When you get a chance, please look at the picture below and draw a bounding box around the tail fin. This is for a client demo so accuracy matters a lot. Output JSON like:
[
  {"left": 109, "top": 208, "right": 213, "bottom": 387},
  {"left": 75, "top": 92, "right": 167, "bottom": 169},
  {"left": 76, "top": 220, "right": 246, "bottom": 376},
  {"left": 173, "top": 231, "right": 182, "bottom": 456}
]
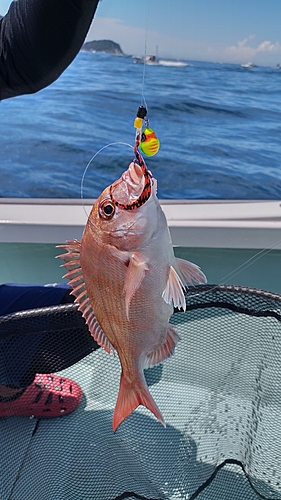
[{"left": 112, "top": 372, "right": 165, "bottom": 432}]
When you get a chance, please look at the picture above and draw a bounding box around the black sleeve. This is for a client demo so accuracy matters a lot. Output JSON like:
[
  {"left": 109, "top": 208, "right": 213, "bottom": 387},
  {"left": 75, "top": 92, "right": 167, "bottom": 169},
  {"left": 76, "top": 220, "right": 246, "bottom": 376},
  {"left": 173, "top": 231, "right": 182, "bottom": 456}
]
[{"left": 0, "top": 0, "right": 99, "bottom": 100}]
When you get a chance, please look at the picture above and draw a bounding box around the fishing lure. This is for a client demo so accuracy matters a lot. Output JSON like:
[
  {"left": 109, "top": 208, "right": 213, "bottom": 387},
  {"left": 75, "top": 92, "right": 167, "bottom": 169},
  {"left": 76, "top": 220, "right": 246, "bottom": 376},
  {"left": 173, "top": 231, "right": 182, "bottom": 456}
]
[
  {"left": 109, "top": 107, "right": 152, "bottom": 211},
  {"left": 134, "top": 105, "right": 160, "bottom": 157},
  {"left": 109, "top": 105, "right": 160, "bottom": 210}
]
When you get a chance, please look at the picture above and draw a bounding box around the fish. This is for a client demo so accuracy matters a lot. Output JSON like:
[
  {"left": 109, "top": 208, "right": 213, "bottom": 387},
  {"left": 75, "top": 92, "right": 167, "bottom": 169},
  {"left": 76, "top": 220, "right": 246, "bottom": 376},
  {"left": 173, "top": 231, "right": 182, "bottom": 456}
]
[{"left": 58, "top": 153, "right": 207, "bottom": 431}]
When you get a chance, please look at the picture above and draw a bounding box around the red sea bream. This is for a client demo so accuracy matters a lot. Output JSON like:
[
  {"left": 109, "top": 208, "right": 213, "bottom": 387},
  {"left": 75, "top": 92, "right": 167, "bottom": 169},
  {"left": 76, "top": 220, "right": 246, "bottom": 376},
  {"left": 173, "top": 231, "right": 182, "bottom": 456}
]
[{"left": 58, "top": 158, "right": 207, "bottom": 431}]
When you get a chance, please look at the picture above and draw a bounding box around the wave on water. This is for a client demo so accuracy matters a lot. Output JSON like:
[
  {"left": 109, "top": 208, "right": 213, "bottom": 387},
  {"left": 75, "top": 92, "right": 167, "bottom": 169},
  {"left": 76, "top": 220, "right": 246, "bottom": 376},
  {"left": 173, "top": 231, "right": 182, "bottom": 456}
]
[
  {"left": 1, "top": 52, "right": 281, "bottom": 200},
  {"left": 152, "top": 99, "right": 246, "bottom": 118},
  {"left": 157, "top": 60, "right": 189, "bottom": 67}
]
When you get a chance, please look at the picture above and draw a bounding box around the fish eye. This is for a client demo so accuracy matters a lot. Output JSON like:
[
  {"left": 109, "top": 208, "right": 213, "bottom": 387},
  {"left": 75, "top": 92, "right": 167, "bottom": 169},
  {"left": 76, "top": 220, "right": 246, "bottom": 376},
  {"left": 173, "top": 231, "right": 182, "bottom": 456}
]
[{"left": 98, "top": 199, "right": 115, "bottom": 220}]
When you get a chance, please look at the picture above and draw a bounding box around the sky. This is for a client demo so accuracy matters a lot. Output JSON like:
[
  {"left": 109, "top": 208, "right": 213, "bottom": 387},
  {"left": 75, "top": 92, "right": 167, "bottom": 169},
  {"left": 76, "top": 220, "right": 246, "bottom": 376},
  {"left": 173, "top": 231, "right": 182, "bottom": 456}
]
[{"left": 1, "top": 0, "right": 281, "bottom": 65}]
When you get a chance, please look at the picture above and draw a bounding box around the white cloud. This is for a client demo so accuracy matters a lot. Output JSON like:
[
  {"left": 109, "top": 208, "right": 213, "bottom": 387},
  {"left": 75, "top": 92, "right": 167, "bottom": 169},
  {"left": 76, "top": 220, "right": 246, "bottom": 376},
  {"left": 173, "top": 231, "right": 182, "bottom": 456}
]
[{"left": 223, "top": 35, "right": 281, "bottom": 63}]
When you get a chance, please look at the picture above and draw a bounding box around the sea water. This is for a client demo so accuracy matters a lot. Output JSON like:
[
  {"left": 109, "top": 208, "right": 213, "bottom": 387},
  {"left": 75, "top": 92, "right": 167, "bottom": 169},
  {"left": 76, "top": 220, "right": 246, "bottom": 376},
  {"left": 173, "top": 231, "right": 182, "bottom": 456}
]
[{"left": 0, "top": 51, "right": 281, "bottom": 200}]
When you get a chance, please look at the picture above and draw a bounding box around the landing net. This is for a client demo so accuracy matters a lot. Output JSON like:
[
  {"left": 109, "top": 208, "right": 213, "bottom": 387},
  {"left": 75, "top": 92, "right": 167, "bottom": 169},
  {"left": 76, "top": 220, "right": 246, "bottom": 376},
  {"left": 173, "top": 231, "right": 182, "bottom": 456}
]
[{"left": 0, "top": 284, "right": 281, "bottom": 499}]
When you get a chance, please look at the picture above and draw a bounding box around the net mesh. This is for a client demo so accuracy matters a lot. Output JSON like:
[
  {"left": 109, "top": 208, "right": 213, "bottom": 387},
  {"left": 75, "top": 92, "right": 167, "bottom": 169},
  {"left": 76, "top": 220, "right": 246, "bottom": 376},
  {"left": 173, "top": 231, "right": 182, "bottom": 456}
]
[{"left": 1, "top": 284, "right": 281, "bottom": 500}]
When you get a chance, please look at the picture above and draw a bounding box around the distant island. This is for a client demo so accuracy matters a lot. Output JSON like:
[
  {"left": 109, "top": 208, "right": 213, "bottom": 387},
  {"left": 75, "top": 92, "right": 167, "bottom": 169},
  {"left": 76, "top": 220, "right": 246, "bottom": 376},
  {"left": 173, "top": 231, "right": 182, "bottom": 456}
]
[{"left": 81, "top": 40, "right": 124, "bottom": 55}]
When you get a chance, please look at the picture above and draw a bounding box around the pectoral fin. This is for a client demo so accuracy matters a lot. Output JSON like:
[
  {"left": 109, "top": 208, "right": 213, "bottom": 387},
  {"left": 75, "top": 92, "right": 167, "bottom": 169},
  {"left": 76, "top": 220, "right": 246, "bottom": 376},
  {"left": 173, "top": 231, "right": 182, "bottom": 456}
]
[
  {"left": 176, "top": 257, "right": 207, "bottom": 286},
  {"left": 162, "top": 265, "right": 186, "bottom": 311},
  {"left": 124, "top": 253, "right": 149, "bottom": 320}
]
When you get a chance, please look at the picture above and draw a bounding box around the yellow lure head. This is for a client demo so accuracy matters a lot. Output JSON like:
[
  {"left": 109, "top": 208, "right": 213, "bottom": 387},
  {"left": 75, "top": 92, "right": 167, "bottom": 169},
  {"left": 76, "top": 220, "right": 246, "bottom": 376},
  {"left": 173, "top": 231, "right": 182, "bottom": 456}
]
[
  {"left": 134, "top": 117, "right": 143, "bottom": 129},
  {"left": 139, "top": 127, "right": 160, "bottom": 156}
]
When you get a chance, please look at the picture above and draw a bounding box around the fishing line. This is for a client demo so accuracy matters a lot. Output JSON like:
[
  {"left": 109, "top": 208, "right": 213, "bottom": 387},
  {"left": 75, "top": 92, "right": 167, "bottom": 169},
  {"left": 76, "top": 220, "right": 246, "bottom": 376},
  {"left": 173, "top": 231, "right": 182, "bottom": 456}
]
[
  {"left": 194, "top": 239, "right": 281, "bottom": 298},
  {"left": 80, "top": 142, "right": 134, "bottom": 218},
  {"left": 141, "top": 1, "right": 150, "bottom": 107},
  {"left": 217, "top": 245, "right": 280, "bottom": 283},
  {"left": 140, "top": 0, "right": 151, "bottom": 111}
]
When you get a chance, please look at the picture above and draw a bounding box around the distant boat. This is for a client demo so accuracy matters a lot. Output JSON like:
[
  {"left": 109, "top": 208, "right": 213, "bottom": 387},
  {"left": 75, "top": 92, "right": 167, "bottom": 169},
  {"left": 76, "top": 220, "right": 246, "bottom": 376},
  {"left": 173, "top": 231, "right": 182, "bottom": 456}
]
[
  {"left": 241, "top": 62, "right": 257, "bottom": 68},
  {"left": 134, "top": 55, "right": 159, "bottom": 65},
  {"left": 133, "top": 54, "right": 188, "bottom": 67},
  {"left": 276, "top": 63, "right": 281, "bottom": 70}
]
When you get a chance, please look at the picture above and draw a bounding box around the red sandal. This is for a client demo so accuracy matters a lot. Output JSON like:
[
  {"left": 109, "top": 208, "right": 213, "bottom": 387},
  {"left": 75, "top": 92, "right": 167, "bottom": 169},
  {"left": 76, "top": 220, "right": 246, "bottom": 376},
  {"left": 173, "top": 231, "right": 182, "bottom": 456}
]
[{"left": 0, "top": 374, "right": 83, "bottom": 418}]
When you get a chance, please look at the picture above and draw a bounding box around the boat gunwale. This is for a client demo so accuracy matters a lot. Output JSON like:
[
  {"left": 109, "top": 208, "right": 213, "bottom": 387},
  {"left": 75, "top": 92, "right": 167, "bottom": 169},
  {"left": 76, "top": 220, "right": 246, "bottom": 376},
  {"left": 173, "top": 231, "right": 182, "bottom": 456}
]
[{"left": 1, "top": 199, "right": 281, "bottom": 249}]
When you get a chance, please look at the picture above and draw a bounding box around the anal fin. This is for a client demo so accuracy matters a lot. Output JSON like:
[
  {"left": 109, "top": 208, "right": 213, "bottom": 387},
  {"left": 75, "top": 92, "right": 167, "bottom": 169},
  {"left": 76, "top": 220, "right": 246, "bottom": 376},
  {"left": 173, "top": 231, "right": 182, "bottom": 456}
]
[{"left": 145, "top": 324, "right": 180, "bottom": 368}]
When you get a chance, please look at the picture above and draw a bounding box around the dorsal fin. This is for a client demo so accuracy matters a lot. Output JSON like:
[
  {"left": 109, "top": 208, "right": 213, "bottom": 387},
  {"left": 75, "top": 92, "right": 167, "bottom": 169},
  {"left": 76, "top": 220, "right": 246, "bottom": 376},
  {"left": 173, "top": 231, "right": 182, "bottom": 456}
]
[{"left": 57, "top": 240, "right": 115, "bottom": 355}]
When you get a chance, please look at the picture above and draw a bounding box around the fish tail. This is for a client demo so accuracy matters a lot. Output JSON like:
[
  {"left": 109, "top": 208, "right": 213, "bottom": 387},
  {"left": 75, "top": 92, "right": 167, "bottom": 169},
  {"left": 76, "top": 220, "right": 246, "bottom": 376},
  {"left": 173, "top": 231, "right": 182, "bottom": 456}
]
[{"left": 112, "top": 371, "right": 165, "bottom": 432}]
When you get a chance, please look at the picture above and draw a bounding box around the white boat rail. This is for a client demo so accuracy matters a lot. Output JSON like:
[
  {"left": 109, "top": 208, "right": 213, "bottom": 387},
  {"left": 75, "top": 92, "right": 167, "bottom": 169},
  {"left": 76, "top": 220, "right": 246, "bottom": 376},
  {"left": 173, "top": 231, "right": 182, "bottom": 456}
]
[{"left": 0, "top": 199, "right": 281, "bottom": 249}]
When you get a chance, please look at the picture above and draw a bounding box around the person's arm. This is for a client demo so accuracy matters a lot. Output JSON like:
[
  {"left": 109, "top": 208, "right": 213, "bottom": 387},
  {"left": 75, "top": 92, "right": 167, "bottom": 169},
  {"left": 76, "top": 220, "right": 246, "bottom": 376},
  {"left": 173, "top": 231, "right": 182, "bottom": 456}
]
[{"left": 0, "top": 0, "right": 99, "bottom": 100}]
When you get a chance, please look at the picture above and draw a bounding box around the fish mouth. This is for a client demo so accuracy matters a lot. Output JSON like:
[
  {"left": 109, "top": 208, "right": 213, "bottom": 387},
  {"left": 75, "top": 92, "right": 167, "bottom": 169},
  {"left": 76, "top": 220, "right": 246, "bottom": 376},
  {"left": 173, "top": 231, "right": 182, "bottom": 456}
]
[{"left": 110, "top": 159, "right": 152, "bottom": 210}]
